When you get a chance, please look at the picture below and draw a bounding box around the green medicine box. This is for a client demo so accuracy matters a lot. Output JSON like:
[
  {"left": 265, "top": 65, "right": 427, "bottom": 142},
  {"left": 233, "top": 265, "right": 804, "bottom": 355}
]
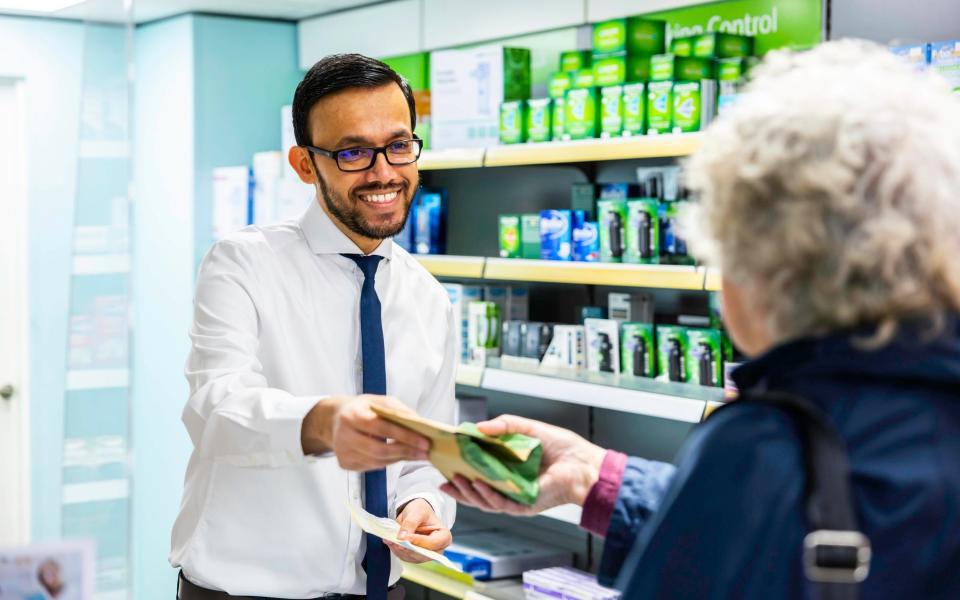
[
  {"left": 656, "top": 325, "right": 689, "bottom": 383},
  {"left": 626, "top": 55, "right": 651, "bottom": 82},
  {"left": 647, "top": 81, "right": 674, "bottom": 134},
  {"left": 520, "top": 214, "right": 541, "bottom": 259},
  {"left": 623, "top": 83, "right": 646, "bottom": 136},
  {"left": 499, "top": 215, "right": 521, "bottom": 258},
  {"left": 650, "top": 53, "right": 715, "bottom": 82},
  {"left": 526, "top": 98, "right": 552, "bottom": 143},
  {"left": 597, "top": 199, "right": 628, "bottom": 263},
  {"left": 593, "top": 55, "right": 627, "bottom": 87},
  {"left": 552, "top": 97, "right": 566, "bottom": 141},
  {"left": 686, "top": 328, "right": 724, "bottom": 387},
  {"left": 717, "top": 56, "right": 760, "bottom": 81},
  {"left": 673, "top": 82, "right": 703, "bottom": 133},
  {"left": 693, "top": 33, "right": 754, "bottom": 59},
  {"left": 599, "top": 86, "right": 624, "bottom": 138},
  {"left": 564, "top": 88, "right": 600, "bottom": 140},
  {"left": 502, "top": 47, "right": 533, "bottom": 101},
  {"left": 573, "top": 68, "right": 595, "bottom": 89},
  {"left": 549, "top": 71, "right": 574, "bottom": 99},
  {"left": 670, "top": 37, "right": 694, "bottom": 57},
  {"left": 560, "top": 50, "right": 591, "bottom": 72},
  {"left": 499, "top": 100, "right": 527, "bottom": 144},
  {"left": 621, "top": 323, "right": 655, "bottom": 378},
  {"left": 593, "top": 17, "right": 667, "bottom": 57},
  {"left": 625, "top": 199, "right": 659, "bottom": 263}
]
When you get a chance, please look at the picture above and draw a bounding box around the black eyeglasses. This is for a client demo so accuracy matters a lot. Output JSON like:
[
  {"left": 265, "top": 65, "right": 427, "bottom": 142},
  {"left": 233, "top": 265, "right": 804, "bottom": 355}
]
[{"left": 304, "top": 138, "right": 423, "bottom": 172}]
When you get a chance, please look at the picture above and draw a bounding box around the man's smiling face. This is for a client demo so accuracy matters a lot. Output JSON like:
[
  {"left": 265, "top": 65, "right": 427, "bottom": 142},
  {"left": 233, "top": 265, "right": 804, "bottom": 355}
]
[{"left": 306, "top": 82, "right": 419, "bottom": 242}]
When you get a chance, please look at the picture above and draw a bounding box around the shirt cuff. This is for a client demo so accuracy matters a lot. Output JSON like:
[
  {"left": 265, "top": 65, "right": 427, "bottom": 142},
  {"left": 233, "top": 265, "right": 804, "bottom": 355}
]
[{"left": 579, "top": 450, "right": 628, "bottom": 536}]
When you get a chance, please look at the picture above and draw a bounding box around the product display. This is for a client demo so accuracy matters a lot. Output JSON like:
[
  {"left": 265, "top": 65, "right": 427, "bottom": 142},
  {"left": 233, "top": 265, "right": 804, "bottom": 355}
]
[
  {"left": 572, "top": 213, "right": 600, "bottom": 262},
  {"left": 560, "top": 50, "right": 592, "bottom": 72},
  {"left": 540, "top": 210, "right": 573, "bottom": 260},
  {"left": 564, "top": 88, "right": 599, "bottom": 140},
  {"left": 549, "top": 72, "right": 574, "bottom": 99},
  {"left": 650, "top": 54, "right": 715, "bottom": 82},
  {"left": 592, "top": 17, "right": 666, "bottom": 57},
  {"left": 520, "top": 214, "right": 542, "bottom": 259},
  {"left": 523, "top": 567, "right": 621, "bottom": 600},
  {"left": 607, "top": 292, "right": 654, "bottom": 323},
  {"left": 622, "top": 82, "right": 646, "bottom": 136},
  {"left": 499, "top": 100, "right": 527, "bottom": 144},
  {"left": 692, "top": 32, "right": 754, "bottom": 58},
  {"left": 526, "top": 98, "right": 553, "bottom": 143},
  {"left": 551, "top": 97, "right": 566, "bottom": 141},
  {"left": 502, "top": 320, "right": 524, "bottom": 357},
  {"left": 621, "top": 323, "right": 654, "bottom": 378},
  {"left": 672, "top": 80, "right": 717, "bottom": 133},
  {"left": 444, "top": 528, "right": 572, "bottom": 580},
  {"left": 521, "top": 322, "right": 555, "bottom": 361},
  {"left": 593, "top": 55, "right": 627, "bottom": 87},
  {"left": 540, "top": 325, "right": 586, "bottom": 371},
  {"left": 686, "top": 328, "right": 723, "bottom": 387},
  {"left": 585, "top": 318, "right": 620, "bottom": 374},
  {"left": 499, "top": 215, "right": 521, "bottom": 258},
  {"left": 599, "top": 85, "right": 624, "bottom": 137},
  {"left": 597, "top": 199, "right": 627, "bottom": 262},
  {"left": 414, "top": 188, "right": 447, "bottom": 254},
  {"left": 625, "top": 198, "right": 659, "bottom": 263},
  {"left": 444, "top": 284, "right": 483, "bottom": 360},
  {"left": 659, "top": 198, "right": 692, "bottom": 264},
  {"left": 930, "top": 41, "right": 960, "bottom": 93},
  {"left": 468, "top": 301, "right": 500, "bottom": 364},
  {"left": 485, "top": 286, "right": 529, "bottom": 322},
  {"left": 646, "top": 81, "right": 674, "bottom": 134},
  {"left": 656, "top": 325, "right": 688, "bottom": 383}
]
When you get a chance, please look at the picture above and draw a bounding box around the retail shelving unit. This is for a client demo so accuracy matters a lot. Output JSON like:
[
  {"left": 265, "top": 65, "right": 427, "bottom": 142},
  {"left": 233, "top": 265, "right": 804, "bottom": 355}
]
[
  {"left": 704, "top": 268, "right": 723, "bottom": 292},
  {"left": 419, "top": 147, "right": 486, "bottom": 170},
  {"left": 414, "top": 255, "right": 486, "bottom": 279}
]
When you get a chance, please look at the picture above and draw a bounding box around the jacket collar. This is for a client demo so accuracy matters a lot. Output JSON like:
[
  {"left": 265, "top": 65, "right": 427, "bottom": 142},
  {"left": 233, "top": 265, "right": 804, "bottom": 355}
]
[{"left": 298, "top": 198, "right": 393, "bottom": 259}]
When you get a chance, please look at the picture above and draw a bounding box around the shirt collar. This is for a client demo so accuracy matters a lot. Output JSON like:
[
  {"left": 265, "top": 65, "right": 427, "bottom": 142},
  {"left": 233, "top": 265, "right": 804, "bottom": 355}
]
[{"left": 298, "top": 198, "right": 393, "bottom": 259}]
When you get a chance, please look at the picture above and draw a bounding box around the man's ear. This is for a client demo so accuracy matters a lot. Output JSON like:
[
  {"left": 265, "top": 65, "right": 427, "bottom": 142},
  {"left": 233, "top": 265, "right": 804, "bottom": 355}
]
[{"left": 288, "top": 146, "right": 317, "bottom": 184}]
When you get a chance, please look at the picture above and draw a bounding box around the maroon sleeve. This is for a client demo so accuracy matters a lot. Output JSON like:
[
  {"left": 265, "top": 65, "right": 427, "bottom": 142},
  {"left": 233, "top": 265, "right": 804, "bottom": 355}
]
[{"left": 579, "top": 450, "right": 628, "bottom": 536}]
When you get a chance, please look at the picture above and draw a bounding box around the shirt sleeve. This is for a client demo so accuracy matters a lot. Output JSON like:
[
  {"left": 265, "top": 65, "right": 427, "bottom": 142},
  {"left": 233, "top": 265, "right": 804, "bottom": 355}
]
[
  {"left": 595, "top": 456, "right": 677, "bottom": 585},
  {"left": 183, "top": 239, "right": 321, "bottom": 468},
  {"left": 393, "top": 299, "right": 458, "bottom": 528}
]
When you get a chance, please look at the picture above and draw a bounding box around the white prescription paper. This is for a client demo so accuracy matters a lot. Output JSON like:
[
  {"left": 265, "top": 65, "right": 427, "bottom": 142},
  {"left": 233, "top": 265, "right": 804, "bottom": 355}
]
[{"left": 346, "top": 503, "right": 461, "bottom": 572}]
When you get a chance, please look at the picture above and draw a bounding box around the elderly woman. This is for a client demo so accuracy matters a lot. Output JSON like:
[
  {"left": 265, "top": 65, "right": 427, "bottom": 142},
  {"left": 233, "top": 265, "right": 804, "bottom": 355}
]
[{"left": 442, "top": 41, "right": 960, "bottom": 598}]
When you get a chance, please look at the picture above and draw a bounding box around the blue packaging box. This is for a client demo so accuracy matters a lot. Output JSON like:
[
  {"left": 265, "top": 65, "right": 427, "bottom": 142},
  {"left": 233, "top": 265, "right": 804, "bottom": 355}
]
[
  {"left": 572, "top": 211, "right": 600, "bottom": 262},
  {"left": 414, "top": 188, "right": 447, "bottom": 254},
  {"left": 930, "top": 41, "right": 960, "bottom": 94},
  {"left": 539, "top": 209, "right": 573, "bottom": 261},
  {"left": 394, "top": 204, "right": 416, "bottom": 252},
  {"left": 891, "top": 44, "right": 930, "bottom": 71},
  {"left": 599, "top": 182, "right": 642, "bottom": 200}
]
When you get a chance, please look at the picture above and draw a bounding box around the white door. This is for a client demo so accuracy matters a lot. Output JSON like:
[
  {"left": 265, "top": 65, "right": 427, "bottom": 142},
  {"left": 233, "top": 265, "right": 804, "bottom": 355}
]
[{"left": 0, "top": 77, "right": 31, "bottom": 545}]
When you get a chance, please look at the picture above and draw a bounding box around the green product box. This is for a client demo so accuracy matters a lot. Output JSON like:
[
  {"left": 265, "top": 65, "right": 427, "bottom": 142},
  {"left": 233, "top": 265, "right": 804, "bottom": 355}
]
[
  {"left": 593, "top": 55, "right": 627, "bottom": 87},
  {"left": 647, "top": 81, "right": 674, "bottom": 134},
  {"left": 599, "top": 86, "right": 624, "bottom": 138},
  {"left": 626, "top": 55, "right": 651, "bottom": 82},
  {"left": 526, "top": 98, "right": 553, "bottom": 143},
  {"left": 625, "top": 199, "right": 659, "bottom": 264},
  {"left": 670, "top": 37, "right": 694, "bottom": 57},
  {"left": 656, "top": 325, "right": 689, "bottom": 383},
  {"left": 717, "top": 57, "right": 747, "bottom": 82},
  {"left": 552, "top": 97, "right": 566, "bottom": 141},
  {"left": 621, "top": 323, "right": 655, "bottom": 378},
  {"left": 564, "top": 88, "right": 599, "bottom": 140},
  {"left": 673, "top": 82, "right": 702, "bottom": 133},
  {"left": 549, "top": 71, "right": 574, "bottom": 99},
  {"left": 623, "top": 83, "right": 646, "bottom": 136},
  {"left": 686, "top": 328, "right": 724, "bottom": 387},
  {"left": 499, "top": 215, "right": 521, "bottom": 258},
  {"left": 561, "top": 50, "right": 592, "bottom": 72},
  {"left": 499, "top": 100, "right": 527, "bottom": 144},
  {"left": 620, "top": 323, "right": 657, "bottom": 377},
  {"left": 520, "top": 214, "right": 541, "bottom": 259},
  {"left": 693, "top": 33, "right": 754, "bottom": 59},
  {"left": 597, "top": 199, "right": 628, "bottom": 263},
  {"left": 593, "top": 18, "right": 667, "bottom": 57},
  {"left": 650, "top": 53, "right": 715, "bottom": 82},
  {"left": 573, "top": 68, "right": 595, "bottom": 89},
  {"left": 503, "top": 47, "right": 533, "bottom": 101}
]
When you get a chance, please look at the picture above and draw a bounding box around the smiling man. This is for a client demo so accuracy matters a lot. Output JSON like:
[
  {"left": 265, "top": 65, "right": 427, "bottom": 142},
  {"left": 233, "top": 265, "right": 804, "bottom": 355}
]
[{"left": 170, "top": 54, "right": 457, "bottom": 600}]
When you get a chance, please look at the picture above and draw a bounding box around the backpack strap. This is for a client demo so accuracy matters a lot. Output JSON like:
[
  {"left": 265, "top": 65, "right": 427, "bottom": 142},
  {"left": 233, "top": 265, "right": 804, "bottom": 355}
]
[{"left": 738, "top": 390, "right": 872, "bottom": 600}]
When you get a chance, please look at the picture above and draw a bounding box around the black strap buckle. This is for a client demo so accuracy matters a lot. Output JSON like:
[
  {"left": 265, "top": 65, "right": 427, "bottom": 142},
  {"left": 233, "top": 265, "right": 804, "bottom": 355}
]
[{"left": 803, "top": 530, "right": 872, "bottom": 583}]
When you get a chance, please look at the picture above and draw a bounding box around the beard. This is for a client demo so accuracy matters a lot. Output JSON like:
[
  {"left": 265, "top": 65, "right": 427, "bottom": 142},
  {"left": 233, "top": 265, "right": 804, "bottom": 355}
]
[{"left": 317, "top": 173, "right": 417, "bottom": 241}]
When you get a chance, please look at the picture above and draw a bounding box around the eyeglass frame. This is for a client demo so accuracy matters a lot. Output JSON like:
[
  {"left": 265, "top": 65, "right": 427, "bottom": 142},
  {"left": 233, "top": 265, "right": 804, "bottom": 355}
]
[{"left": 303, "top": 136, "right": 423, "bottom": 172}]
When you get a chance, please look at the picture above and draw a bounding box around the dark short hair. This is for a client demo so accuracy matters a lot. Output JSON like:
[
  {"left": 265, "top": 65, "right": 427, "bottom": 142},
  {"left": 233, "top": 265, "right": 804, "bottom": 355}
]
[{"left": 292, "top": 53, "right": 416, "bottom": 147}]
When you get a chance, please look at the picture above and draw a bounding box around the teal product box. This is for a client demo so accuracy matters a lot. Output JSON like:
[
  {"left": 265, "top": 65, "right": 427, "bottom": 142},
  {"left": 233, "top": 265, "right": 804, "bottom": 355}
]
[
  {"left": 930, "top": 41, "right": 960, "bottom": 94},
  {"left": 499, "top": 101, "right": 527, "bottom": 144},
  {"left": 647, "top": 81, "right": 674, "bottom": 134},
  {"left": 623, "top": 83, "right": 646, "bottom": 136},
  {"left": 540, "top": 209, "right": 573, "bottom": 261},
  {"left": 626, "top": 55, "right": 652, "bottom": 82},
  {"left": 573, "top": 68, "right": 595, "bottom": 89},
  {"left": 670, "top": 37, "right": 694, "bottom": 57},
  {"left": 657, "top": 325, "right": 688, "bottom": 383},
  {"left": 593, "top": 17, "right": 667, "bottom": 57},
  {"left": 686, "top": 328, "right": 723, "bottom": 387},
  {"left": 597, "top": 199, "right": 628, "bottom": 263},
  {"left": 625, "top": 199, "right": 659, "bottom": 264},
  {"left": 593, "top": 55, "right": 627, "bottom": 87},
  {"left": 693, "top": 33, "right": 753, "bottom": 59},
  {"left": 499, "top": 214, "right": 521, "bottom": 258},
  {"left": 621, "top": 323, "right": 655, "bottom": 378},
  {"left": 520, "top": 214, "right": 541, "bottom": 259},
  {"left": 552, "top": 97, "right": 566, "bottom": 141},
  {"left": 526, "top": 98, "right": 553, "bottom": 143},
  {"left": 600, "top": 85, "right": 624, "bottom": 138},
  {"left": 581, "top": 306, "right": 605, "bottom": 321},
  {"left": 650, "top": 54, "right": 715, "bottom": 82},
  {"left": 673, "top": 80, "right": 716, "bottom": 133},
  {"left": 891, "top": 44, "right": 931, "bottom": 72},
  {"left": 570, "top": 182, "right": 596, "bottom": 216},
  {"left": 561, "top": 50, "right": 592, "bottom": 72},
  {"left": 572, "top": 212, "right": 600, "bottom": 262},
  {"left": 549, "top": 72, "right": 574, "bottom": 99},
  {"left": 564, "top": 88, "right": 600, "bottom": 140}
]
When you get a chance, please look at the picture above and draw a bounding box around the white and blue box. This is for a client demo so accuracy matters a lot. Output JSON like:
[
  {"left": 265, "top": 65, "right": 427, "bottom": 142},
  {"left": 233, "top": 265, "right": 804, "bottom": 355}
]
[
  {"left": 414, "top": 188, "right": 447, "bottom": 254},
  {"left": 444, "top": 283, "right": 484, "bottom": 360},
  {"left": 930, "top": 41, "right": 960, "bottom": 94},
  {"left": 572, "top": 211, "right": 600, "bottom": 262},
  {"left": 540, "top": 209, "right": 573, "bottom": 261}
]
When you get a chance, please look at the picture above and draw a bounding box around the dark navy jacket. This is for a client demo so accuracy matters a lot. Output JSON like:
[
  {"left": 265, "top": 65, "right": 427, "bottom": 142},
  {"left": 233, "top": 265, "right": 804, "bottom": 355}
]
[{"left": 598, "top": 322, "right": 960, "bottom": 598}]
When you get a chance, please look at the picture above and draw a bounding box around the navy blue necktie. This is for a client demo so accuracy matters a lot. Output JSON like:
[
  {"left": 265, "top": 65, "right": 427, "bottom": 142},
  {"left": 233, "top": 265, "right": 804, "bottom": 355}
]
[{"left": 343, "top": 253, "right": 389, "bottom": 600}]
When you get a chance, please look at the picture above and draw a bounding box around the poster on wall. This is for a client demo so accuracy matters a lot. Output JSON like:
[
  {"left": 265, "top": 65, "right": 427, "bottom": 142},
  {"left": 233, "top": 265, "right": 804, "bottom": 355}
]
[{"left": 0, "top": 540, "right": 95, "bottom": 600}]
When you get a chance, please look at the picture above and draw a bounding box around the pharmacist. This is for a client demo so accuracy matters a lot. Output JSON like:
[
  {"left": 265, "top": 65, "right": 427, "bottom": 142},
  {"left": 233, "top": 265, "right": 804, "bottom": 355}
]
[
  {"left": 171, "top": 54, "right": 457, "bottom": 600},
  {"left": 444, "top": 41, "right": 960, "bottom": 598}
]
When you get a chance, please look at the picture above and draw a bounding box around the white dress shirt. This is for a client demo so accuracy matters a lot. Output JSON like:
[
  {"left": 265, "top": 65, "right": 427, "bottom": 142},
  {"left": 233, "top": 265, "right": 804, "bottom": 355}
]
[{"left": 170, "top": 199, "right": 458, "bottom": 597}]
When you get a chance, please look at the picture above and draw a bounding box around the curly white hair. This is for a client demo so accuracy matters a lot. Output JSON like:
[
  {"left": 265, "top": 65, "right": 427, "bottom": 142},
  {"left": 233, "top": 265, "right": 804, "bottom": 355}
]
[{"left": 683, "top": 39, "right": 960, "bottom": 345}]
